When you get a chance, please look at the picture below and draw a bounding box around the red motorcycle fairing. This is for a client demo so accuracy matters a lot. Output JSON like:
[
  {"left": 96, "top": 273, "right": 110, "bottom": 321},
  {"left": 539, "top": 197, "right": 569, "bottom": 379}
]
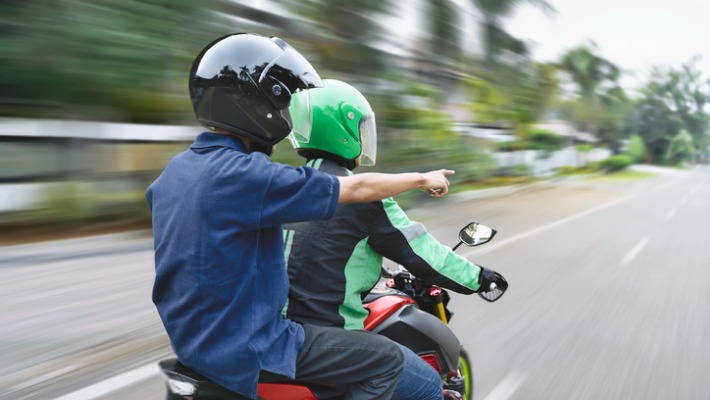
[{"left": 363, "top": 293, "right": 417, "bottom": 331}]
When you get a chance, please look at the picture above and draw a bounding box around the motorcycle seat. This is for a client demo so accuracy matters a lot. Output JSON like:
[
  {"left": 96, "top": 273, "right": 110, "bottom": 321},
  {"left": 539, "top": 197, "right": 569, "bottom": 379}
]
[{"left": 159, "top": 358, "right": 252, "bottom": 399}]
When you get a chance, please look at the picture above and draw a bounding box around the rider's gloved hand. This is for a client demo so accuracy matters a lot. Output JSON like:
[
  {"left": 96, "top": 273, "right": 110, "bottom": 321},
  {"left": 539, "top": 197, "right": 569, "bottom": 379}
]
[{"left": 477, "top": 267, "right": 504, "bottom": 293}]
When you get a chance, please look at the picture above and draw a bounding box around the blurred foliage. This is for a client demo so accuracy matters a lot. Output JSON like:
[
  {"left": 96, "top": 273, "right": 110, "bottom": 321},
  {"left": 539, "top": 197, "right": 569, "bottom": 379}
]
[
  {"left": 665, "top": 129, "right": 696, "bottom": 166},
  {"left": 599, "top": 154, "right": 632, "bottom": 172},
  {"left": 584, "top": 169, "right": 655, "bottom": 183},
  {"left": 575, "top": 143, "right": 592, "bottom": 153},
  {"left": 2, "top": 0, "right": 707, "bottom": 160},
  {"left": 464, "top": 61, "right": 559, "bottom": 137},
  {"left": 556, "top": 42, "right": 629, "bottom": 149},
  {"left": 286, "top": 0, "right": 392, "bottom": 76},
  {"left": 2, "top": 0, "right": 710, "bottom": 240},
  {"left": 529, "top": 128, "right": 566, "bottom": 147},
  {"left": 625, "top": 135, "right": 646, "bottom": 163},
  {"left": 596, "top": 86, "right": 633, "bottom": 150},
  {"left": 0, "top": 181, "right": 151, "bottom": 241},
  {"left": 556, "top": 165, "right": 594, "bottom": 176},
  {"left": 494, "top": 163, "right": 533, "bottom": 178},
  {"left": 370, "top": 80, "right": 497, "bottom": 183},
  {"left": 472, "top": 0, "right": 555, "bottom": 69},
  {"left": 493, "top": 128, "right": 565, "bottom": 153},
  {"left": 0, "top": 0, "right": 232, "bottom": 123},
  {"left": 631, "top": 58, "right": 710, "bottom": 164},
  {"left": 573, "top": 143, "right": 594, "bottom": 168}
]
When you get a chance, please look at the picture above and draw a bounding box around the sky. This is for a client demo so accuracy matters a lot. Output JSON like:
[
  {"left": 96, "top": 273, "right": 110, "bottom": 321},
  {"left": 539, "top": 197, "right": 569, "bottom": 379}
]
[{"left": 505, "top": 0, "right": 710, "bottom": 93}]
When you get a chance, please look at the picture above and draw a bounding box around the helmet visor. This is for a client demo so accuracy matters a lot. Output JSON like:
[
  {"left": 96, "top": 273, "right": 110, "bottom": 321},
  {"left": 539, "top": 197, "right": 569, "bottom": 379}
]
[
  {"left": 260, "top": 38, "right": 323, "bottom": 91},
  {"left": 359, "top": 114, "right": 377, "bottom": 166},
  {"left": 287, "top": 89, "right": 313, "bottom": 143}
]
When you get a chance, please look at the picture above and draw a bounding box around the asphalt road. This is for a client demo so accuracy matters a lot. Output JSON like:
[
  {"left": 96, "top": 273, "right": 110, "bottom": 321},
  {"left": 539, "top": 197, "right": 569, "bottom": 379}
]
[{"left": 1, "top": 166, "right": 708, "bottom": 400}]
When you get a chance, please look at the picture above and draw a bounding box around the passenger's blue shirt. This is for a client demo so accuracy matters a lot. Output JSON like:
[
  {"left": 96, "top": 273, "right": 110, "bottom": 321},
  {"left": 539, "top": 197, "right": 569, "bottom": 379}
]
[{"left": 146, "top": 132, "right": 339, "bottom": 398}]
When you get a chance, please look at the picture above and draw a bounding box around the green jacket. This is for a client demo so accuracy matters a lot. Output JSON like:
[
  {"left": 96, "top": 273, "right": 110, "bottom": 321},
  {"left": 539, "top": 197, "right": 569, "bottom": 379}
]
[{"left": 283, "top": 158, "right": 483, "bottom": 330}]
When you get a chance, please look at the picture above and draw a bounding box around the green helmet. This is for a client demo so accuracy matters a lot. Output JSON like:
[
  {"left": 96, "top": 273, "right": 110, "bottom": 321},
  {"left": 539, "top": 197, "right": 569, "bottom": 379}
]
[{"left": 288, "top": 79, "right": 376, "bottom": 169}]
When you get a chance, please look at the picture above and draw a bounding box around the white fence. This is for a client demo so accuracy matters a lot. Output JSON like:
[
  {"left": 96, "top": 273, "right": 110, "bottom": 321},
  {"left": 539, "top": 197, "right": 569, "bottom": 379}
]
[
  {"left": 0, "top": 119, "right": 613, "bottom": 212},
  {"left": 491, "top": 147, "right": 612, "bottom": 177}
]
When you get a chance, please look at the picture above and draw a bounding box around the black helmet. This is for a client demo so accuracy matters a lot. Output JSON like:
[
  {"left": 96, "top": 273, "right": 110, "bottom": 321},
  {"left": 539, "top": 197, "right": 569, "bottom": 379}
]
[{"left": 189, "top": 33, "right": 323, "bottom": 149}]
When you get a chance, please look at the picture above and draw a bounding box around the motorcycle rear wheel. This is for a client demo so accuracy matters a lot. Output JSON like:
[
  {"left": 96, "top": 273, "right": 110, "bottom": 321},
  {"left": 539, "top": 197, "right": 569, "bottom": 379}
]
[{"left": 458, "top": 349, "right": 473, "bottom": 400}]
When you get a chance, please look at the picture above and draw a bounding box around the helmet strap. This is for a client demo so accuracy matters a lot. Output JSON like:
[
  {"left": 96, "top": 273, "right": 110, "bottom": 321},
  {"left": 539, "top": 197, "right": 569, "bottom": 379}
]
[
  {"left": 297, "top": 149, "right": 357, "bottom": 170},
  {"left": 251, "top": 141, "right": 274, "bottom": 156}
]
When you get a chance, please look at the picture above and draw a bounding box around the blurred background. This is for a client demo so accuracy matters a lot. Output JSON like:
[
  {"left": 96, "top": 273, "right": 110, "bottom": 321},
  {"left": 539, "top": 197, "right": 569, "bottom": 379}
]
[
  {"left": 1, "top": 1, "right": 709, "bottom": 399},
  {"left": 3, "top": 0, "right": 708, "bottom": 242}
]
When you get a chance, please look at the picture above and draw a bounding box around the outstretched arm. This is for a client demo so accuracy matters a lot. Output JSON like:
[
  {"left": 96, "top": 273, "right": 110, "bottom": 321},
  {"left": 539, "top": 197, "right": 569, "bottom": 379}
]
[
  {"left": 369, "top": 197, "right": 482, "bottom": 294},
  {"left": 337, "top": 169, "right": 454, "bottom": 203}
]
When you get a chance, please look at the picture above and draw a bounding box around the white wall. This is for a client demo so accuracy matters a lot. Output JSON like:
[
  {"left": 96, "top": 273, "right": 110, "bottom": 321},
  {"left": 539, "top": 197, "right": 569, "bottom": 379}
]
[{"left": 491, "top": 147, "right": 612, "bottom": 177}]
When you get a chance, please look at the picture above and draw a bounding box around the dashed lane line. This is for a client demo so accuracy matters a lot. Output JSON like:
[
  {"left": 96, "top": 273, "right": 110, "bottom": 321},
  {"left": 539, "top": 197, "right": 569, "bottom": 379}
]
[
  {"left": 482, "top": 372, "right": 527, "bottom": 400},
  {"left": 621, "top": 236, "right": 650, "bottom": 266},
  {"left": 52, "top": 362, "right": 160, "bottom": 400}
]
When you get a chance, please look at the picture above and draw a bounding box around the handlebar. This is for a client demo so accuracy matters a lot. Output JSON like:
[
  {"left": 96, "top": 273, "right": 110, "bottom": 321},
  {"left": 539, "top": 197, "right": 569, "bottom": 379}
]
[
  {"left": 478, "top": 271, "right": 508, "bottom": 302},
  {"left": 384, "top": 268, "right": 507, "bottom": 303}
]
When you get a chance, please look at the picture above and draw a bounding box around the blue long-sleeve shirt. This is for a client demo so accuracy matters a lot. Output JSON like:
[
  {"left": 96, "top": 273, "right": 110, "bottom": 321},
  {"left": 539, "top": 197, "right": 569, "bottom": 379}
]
[{"left": 146, "top": 132, "right": 339, "bottom": 399}]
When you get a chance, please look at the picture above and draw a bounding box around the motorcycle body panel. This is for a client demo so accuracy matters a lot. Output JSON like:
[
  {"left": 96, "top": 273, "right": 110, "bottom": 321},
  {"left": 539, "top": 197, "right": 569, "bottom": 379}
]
[
  {"left": 362, "top": 289, "right": 416, "bottom": 330},
  {"left": 368, "top": 303, "right": 462, "bottom": 374},
  {"left": 257, "top": 383, "right": 317, "bottom": 400}
]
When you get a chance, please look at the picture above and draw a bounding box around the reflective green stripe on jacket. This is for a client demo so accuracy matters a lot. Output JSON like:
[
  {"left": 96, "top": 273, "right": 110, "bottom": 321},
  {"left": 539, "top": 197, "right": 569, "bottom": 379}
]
[{"left": 283, "top": 159, "right": 482, "bottom": 330}]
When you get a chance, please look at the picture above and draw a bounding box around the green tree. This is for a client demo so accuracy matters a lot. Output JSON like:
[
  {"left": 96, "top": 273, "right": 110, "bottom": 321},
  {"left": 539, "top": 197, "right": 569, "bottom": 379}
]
[
  {"left": 287, "top": 0, "right": 392, "bottom": 76},
  {"left": 464, "top": 61, "right": 559, "bottom": 138},
  {"left": 425, "top": 0, "right": 462, "bottom": 65},
  {"left": 366, "top": 79, "right": 495, "bottom": 184},
  {"left": 633, "top": 58, "right": 709, "bottom": 164},
  {"left": 471, "top": 0, "right": 554, "bottom": 70},
  {"left": 558, "top": 42, "right": 621, "bottom": 136},
  {"left": 665, "top": 129, "right": 696, "bottom": 165},
  {"left": 626, "top": 135, "right": 646, "bottom": 163},
  {"left": 1, "top": 0, "right": 223, "bottom": 123},
  {"left": 596, "top": 86, "right": 633, "bottom": 149}
]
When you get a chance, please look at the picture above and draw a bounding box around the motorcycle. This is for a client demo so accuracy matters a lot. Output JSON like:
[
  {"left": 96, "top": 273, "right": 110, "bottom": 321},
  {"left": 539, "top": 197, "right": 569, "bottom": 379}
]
[{"left": 159, "top": 221, "right": 508, "bottom": 400}]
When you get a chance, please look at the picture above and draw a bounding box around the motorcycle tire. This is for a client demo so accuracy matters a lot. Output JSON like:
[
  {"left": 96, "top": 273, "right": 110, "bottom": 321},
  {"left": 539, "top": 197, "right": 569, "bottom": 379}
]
[{"left": 458, "top": 349, "right": 473, "bottom": 400}]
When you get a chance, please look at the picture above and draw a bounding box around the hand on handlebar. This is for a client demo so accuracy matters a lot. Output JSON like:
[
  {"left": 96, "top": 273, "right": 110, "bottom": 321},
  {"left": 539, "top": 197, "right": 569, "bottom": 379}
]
[{"left": 477, "top": 267, "right": 508, "bottom": 293}]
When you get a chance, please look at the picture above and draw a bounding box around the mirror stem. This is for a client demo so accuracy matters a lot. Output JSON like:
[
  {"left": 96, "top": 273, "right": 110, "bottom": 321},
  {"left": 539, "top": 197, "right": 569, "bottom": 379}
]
[{"left": 452, "top": 241, "right": 462, "bottom": 251}]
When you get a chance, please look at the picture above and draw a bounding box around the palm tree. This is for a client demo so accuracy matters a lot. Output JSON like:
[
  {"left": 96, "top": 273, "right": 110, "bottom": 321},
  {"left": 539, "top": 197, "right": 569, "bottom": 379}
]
[
  {"left": 471, "top": 0, "right": 555, "bottom": 70},
  {"left": 558, "top": 42, "right": 621, "bottom": 135},
  {"left": 286, "top": 0, "right": 394, "bottom": 76},
  {"left": 424, "top": 0, "right": 462, "bottom": 66}
]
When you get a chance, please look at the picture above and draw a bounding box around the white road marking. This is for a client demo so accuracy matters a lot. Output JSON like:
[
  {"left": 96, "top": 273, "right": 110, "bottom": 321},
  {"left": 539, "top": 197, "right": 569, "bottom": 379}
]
[
  {"left": 690, "top": 179, "right": 706, "bottom": 194},
  {"left": 650, "top": 180, "right": 675, "bottom": 192},
  {"left": 52, "top": 362, "right": 160, "bottom": 400},
  {"left": 462, "top": 195, "right": 634, "bottom": 257},
  {"left": 622, "top": 236, "right": 650, "bottom": 266},
  {"left": 10, "top": 366, "right": 76, "bottom": 391},
  {"left": 482, "top": 372, "right": 527, "bottom": 400}
]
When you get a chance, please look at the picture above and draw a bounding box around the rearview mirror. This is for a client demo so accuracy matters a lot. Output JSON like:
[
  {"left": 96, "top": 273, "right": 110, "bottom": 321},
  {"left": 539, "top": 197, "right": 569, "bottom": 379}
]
[{"left": 458, "top": 222, "right": 497, "bottom": 247}]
